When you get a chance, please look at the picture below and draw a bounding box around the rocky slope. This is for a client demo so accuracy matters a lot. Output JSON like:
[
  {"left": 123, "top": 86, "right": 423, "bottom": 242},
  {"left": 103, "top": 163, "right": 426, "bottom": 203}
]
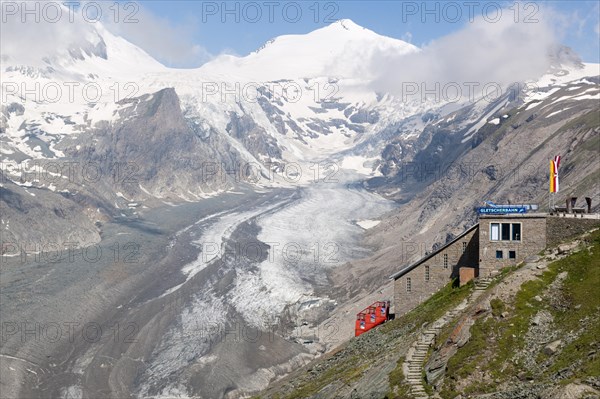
[
  {"left": 258, "top": 228, "right": 600, "bottom": 399},
  {"left": 335, "top": 74, "right": 600, "bottom": 307}
]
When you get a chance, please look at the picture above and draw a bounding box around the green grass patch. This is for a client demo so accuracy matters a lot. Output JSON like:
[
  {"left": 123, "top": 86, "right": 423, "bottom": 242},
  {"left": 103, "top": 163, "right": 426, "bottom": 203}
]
[
  {"left": 556, "top": 109, "right": 600, "bottom": 134},
  {"left": 285, "top": 356, "right": 369, "bottom": 399},
  {"left": 544, "top": 231, "right": 600, "bottom": 379},
  {"left": 382, "top": 279, "right": 473, "bottom": 335},
  {"left": 276, "top": 280, "right": 473, "bottom": 399},
  {"left": 490, "top": 298, "right": 506, "bottom": 317},
  {"left": 440, "top": 230, "right": 600, "bottom": 397},
  {"left": 386, "top": 356, "right": 411, "bottom": 399}
]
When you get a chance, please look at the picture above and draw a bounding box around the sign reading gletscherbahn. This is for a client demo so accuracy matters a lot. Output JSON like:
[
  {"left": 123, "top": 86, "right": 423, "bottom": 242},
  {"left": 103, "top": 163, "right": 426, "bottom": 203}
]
[{"left": 477, "top": 207, "right": 528, "bottom": 214}]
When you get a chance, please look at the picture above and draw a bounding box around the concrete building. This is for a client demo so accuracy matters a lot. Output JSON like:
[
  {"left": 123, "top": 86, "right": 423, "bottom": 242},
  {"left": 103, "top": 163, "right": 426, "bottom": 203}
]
[
  {"left": 478, "top": 214, "right": 547, "bottom": 276},
  {"left": 391, "top": 213, "right": 599, "bottom": 316},
  {"left": 390, "top": 225, "right": 479, "bottom": 316}
]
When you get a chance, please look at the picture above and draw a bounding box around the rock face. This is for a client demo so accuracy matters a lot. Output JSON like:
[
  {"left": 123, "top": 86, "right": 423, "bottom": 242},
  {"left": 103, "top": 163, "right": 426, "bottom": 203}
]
[
  {"left": 1, "top": 88, "right": 262, "bottom": 247},
  {"left": 71, "top": 88, "right": 244, "bottom": 199},
  {"left": 541, "top": 383, "right": 600, "bottom": 399},
  {"left": 226, "top": 112, "right": 283, "bottom": 164},
  {"left": 543, "top": 340, "right": 562, "bottom": 356},
  {"left": 0, "top": 177, "right": 102, "bottom": 250}
]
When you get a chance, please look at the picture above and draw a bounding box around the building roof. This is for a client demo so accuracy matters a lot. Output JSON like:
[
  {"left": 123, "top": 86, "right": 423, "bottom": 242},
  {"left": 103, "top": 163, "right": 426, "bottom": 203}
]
[
  {"left": 389, "top": 223, "right": 479, "bottom": 281},
  {"left": 479, "top": 213, "right": 548, "bottom": 219}
]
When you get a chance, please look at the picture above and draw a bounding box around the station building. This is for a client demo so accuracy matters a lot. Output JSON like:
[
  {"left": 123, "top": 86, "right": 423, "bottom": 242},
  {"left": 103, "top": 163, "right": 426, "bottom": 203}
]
[{"left": 391, "top": 211, "right": 599, "bottom": 316}]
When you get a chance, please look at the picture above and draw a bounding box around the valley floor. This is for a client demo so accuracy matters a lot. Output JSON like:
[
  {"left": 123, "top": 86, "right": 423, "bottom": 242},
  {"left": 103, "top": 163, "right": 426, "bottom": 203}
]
[{"left": 0, "top": 179, "right": 395, "bottom": 399}]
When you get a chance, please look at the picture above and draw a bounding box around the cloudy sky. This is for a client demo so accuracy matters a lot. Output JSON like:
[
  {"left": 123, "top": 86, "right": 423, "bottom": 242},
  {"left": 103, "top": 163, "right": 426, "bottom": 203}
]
[
  {"left": 122, "top": 0, "right": 599, "bottom": 67},
  {"left": 1, "top": 0, "right": 599, "bottom": 69}
]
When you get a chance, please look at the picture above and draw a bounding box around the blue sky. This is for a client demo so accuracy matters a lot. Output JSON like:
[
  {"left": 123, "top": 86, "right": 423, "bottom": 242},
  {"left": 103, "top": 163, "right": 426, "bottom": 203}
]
[{"left": 117, "top": 1, "right": 599, "bottom": 67}]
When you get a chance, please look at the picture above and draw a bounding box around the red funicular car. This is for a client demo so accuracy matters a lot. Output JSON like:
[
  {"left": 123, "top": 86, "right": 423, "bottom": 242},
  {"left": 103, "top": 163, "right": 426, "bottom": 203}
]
[{"left": 355, "top": 300, "right": 390, "bottom": 337}]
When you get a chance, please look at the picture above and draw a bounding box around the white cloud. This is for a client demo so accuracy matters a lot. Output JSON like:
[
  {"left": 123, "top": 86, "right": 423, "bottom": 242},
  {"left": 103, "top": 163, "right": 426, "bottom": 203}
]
[
  {"left": 0, "top": 0, "right": 96, "bottom": 66},
  {"left": 102, "top": 3, "right": 213, "bottom": 68},
  {"left": 368, "top": 5, "right": 573, "bottom": 102},
  {"left": 0, "top": 0, "right": 213, "bottom": 68}
]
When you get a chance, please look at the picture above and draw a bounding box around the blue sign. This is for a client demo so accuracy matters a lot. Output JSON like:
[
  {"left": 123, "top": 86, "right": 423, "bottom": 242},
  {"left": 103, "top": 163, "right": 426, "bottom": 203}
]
[{"left": 477, "top": 207, "right": 528, "bottom": 214}]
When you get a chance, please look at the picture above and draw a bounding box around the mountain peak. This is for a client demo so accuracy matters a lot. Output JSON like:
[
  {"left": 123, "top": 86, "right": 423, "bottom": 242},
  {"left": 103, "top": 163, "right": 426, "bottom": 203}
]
[
  {"left": 331, "top": 19, "right": 365, "bottom": 31},
  {"left": 200, "top": 18, "right": 418, "bottom": 81}
]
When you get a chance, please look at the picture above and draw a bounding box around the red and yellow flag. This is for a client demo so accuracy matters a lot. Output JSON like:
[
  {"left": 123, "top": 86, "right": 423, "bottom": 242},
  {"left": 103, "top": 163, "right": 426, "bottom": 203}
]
[{"left": 550, "top": 155, "right": 561, "bottom": 193}]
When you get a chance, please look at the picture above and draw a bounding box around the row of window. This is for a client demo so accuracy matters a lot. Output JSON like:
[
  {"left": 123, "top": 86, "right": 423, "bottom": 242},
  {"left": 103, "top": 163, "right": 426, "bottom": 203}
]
[
  {"left": 490, "top": 223, "right": 521, "bottom": 241},
  {"left": 496, "top": 250, "right": 517, "bottom": 259},
  {"left": 407, "top": 264, "right": 434, "bottom": 292},
  {"left": 406, "top": 250, "right": 518, "bottom": 292}
]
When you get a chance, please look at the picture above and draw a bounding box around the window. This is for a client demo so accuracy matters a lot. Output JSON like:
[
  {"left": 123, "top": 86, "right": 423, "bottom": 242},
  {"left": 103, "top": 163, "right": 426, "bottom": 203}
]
[
  {"left": 425, "top": 265, "right": 430, "bottom": 281},
  {"left": 491, "top": 223, "right": 500, "bottom": 241},
  {"left": 512, "top": 224, "right": 521, "bottom": 241},
  {"left": 501, "top": 223, "right": 511, "bottom": 241},
  {"left": 462, "top": 242, "right": 467, "bottom": 254},
  {"left": 490, "top": 223, "right": 522, "bottom": 241},
  {"left": 496, "top": 250, "right": 503, "bottom": 259},
  {"left": 509, "top": 250, "right": 516, "bottom": 259},
  {"left": 443, "top": 254, "right": 448, "bottom": 269},
  {"left": 406, "top": 277, "right": 412, "bottom": 292}
]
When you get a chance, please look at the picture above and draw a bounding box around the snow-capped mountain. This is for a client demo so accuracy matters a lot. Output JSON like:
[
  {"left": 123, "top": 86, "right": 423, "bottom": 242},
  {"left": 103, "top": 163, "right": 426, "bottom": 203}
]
[
  {"left": 2, "top": 14, "right": 600, "bottom": 399},
  {"left": 1, "top": 17, "right": 599, "bottom": 245},
  {"left": 198, "top": 19, "right": 419, "bottom": 81}
]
